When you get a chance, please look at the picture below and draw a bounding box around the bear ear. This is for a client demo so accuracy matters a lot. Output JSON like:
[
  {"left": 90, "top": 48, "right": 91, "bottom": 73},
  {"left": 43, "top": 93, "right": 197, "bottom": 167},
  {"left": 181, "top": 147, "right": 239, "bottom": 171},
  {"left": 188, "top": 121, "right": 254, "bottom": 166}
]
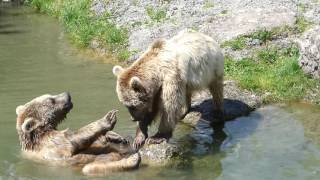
[
  {"left": 151, "top": 39, "right": 165, "bottom": 50},
  {"left": 130, "top": 76, "right": 145, "bottom": 93},
  {"left": 112, "top": 65, "right": 124, "bottom": 77},
  {"left": 21, "top": 118, "right": 40, "bottom": 133},
  {"left": 16, "top": 105, "right": 26, "bottom": 115}
]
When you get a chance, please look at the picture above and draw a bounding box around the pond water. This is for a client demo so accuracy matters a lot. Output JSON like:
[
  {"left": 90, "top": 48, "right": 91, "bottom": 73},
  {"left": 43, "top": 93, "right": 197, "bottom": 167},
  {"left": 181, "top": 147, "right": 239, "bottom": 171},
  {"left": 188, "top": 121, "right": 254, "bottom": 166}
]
[{"left": 0, "top": 4, "right": 320, "bottom": 180}]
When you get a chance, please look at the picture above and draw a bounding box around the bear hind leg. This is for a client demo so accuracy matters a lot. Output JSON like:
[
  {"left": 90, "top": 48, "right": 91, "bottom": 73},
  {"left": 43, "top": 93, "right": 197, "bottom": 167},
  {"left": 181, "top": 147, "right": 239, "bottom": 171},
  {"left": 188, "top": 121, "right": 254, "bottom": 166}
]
[
  {"left": 209, "top": 76, "right": 224, "bottom": 122},
  {"left": 82, "top": 153, "right": 140, "bottom": 175}
]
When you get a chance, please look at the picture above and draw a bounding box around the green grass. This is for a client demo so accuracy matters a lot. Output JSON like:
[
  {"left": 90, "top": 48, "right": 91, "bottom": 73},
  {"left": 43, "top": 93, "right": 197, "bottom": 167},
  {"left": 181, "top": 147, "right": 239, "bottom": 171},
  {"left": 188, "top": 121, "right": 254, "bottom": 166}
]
[
  {"left": 220, "top": 10, "right": 228, "bottom": 15},
  {"left": 221, "top": 36, "right": 247, "bottom": 50},
  {"left": 250, "top": 29, "right": 273, "bottom": 44},
  {"left": 221, "top": 29, "right": 273, "bottom": 50},
  {"left": 204, "top": 0, "right": 214, "bottom": 9},
  {"left": 295, "top": 16, "right": 311, "bottom": 33},
  {"left": 298, "top": 3, "right": 307, "bottom": 13},
  {"left": 117, "top": 49, "right": 131, "bottom": 62},
  {"left": 145, "top": 6, "right": 167, "bottom": 23},
  {"left": 225, "top": 45, "right": 318, "bottom": 102},
  {"left": 256, "top": 47, "right": 279, "bottom": 64},
  {"left": 27, "top": 0, "right": 129, "bottom": 61}
]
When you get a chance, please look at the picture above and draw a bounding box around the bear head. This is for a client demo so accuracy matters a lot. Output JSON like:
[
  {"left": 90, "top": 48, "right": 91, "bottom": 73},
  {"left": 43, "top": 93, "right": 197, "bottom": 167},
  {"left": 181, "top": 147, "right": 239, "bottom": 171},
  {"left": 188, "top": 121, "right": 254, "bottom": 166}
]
[
  {"left": 112, "top": 40, "right": 165, "bottom": 122},
  {"left": 16, "top": 92, "right": 73, "bottom": 150},
  {"left": 112, "top": 65, "right": 160, "bottom": 122}
]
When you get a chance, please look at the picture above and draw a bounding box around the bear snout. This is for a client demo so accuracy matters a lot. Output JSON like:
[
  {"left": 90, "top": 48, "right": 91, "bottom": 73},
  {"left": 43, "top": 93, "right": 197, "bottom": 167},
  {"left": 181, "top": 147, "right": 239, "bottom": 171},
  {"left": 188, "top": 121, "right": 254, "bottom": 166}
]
[
  {"left": 131, "top": 116, "right": 138, "bottom": 122},
  {"left": 56, "top": 92, "right": 73, "bottom": 111}
]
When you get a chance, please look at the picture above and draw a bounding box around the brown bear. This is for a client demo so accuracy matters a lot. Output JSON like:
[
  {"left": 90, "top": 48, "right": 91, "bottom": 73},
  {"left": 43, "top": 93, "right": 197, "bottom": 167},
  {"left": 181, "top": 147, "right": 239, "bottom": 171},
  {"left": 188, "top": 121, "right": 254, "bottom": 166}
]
[
  {"left": 15, "top": 92, "right": 140, "bottom": 176},
  {"left": 112, "top": 30, "right": 224, "bottom": 150}
]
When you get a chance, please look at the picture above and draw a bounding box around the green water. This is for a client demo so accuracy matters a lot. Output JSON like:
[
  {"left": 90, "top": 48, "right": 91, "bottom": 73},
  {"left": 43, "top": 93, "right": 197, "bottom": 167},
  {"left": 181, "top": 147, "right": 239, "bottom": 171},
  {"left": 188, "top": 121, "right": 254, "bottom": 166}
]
[{"left": 0, "top": 4, "right": 320, "bottom": 180}]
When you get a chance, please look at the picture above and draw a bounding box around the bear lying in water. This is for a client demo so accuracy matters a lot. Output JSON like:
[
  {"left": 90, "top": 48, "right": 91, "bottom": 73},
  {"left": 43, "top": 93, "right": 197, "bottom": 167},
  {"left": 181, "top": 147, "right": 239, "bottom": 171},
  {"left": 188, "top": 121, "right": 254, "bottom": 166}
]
[{"left": 15, "top": 92, "right": 140, "bottom": 176}]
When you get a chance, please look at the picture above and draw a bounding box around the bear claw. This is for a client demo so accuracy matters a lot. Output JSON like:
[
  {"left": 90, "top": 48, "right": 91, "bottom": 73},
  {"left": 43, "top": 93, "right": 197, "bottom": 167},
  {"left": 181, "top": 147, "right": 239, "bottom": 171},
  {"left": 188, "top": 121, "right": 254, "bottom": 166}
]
[
  {"left": 132, "top": 135, "right": 146, "bottom": 151},
  {"left": 145, "top": 137, "right": 167, "bottom": 145}
]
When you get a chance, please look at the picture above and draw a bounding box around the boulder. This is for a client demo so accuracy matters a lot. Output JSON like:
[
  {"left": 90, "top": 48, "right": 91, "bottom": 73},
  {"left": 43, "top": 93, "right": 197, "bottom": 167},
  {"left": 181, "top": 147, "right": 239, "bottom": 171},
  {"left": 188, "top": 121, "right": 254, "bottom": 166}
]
[{"left": 297, "top": 26, "right": 320, "bottom": 79}]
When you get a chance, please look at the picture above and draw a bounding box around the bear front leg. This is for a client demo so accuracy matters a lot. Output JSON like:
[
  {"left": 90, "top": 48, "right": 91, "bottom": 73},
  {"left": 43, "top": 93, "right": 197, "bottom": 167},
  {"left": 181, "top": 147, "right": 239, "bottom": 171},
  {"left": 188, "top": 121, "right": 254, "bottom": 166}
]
[
  {"left": 82, "top": 131, "right": 129, "bottom": 155},
  {"left": 105, "top": 131, "right": 129, "bottom": 144},
  {"left": 132, "top": 120, "right": 149, "bottom": 150},
  {"left": 146, "top": 79, "right": 185, "bottom": 144},
  {"left": 68, "top": 110, "right": 118, "bottom": 154},
  {"left": 145, "top": 111, "right": 175, "bottom": 144}
]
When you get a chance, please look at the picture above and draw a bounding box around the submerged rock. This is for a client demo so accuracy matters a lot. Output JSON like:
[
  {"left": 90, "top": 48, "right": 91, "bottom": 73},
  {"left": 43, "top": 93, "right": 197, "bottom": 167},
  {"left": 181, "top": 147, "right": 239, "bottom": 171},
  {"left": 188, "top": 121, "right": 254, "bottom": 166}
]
[{"left": 297, "top": 26, "right": 320, "bottom": 79}]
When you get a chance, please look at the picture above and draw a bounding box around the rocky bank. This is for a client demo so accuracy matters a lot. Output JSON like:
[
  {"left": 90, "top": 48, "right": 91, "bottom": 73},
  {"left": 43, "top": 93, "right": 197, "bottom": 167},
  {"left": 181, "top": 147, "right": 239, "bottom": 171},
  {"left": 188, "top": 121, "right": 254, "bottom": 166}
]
[{"left": 88, "top": 0, "right": 320, "bottom": 165}]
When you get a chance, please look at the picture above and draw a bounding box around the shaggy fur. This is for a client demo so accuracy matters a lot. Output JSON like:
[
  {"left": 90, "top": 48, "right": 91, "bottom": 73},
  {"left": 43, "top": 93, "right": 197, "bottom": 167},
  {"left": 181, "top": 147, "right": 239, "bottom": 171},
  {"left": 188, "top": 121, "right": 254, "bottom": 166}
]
[
  {"left": 16, "top": 93, "right": 140, "bottom": 175},
  {"left": 113, "top": 30, "right": 224, "bottom": 149}
]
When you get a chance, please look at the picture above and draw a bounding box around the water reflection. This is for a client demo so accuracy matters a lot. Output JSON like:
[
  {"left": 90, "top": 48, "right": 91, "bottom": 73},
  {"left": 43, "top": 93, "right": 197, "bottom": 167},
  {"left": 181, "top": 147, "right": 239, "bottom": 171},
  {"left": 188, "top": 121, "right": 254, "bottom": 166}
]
[{"left": 219, "top": 106, "right": 320, "bottom": 180}]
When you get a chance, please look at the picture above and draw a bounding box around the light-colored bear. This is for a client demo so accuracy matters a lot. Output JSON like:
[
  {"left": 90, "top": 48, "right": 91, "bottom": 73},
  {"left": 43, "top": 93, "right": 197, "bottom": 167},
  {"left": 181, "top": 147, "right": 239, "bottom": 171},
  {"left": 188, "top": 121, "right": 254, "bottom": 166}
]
[{"left": 112, "top": 30, "right": 224, "bottom": 149}]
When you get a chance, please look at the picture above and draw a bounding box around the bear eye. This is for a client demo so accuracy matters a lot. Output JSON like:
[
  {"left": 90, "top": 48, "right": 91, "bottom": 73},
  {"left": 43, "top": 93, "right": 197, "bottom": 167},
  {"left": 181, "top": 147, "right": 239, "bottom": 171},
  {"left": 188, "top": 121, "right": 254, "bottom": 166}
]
[{"left": 127, "top": 106, "right": 136, "bottom": 111}]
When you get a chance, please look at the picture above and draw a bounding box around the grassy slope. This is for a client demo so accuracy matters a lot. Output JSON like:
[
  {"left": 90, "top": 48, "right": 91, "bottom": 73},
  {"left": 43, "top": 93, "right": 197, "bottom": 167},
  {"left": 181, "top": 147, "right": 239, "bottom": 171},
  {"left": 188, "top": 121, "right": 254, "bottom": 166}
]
[
  {"left": 225, "top": 45, "right": 319, "bottom": 103},
  {"left": 27, "top": 0, "right": 130, "bottom": 61},
  {"left": 222, "top": 16, "right": 319, "bottom": 103}
]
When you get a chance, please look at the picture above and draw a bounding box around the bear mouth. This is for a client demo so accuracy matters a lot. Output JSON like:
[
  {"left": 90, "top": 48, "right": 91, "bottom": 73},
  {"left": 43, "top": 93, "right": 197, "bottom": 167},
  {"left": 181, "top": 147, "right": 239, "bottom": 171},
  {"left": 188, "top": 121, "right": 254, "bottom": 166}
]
[
  {"left": 63, "top": 101, "right": 73, "bottom": 112},
  {"left": 56, "top": 101, "right": 73, "bottom": 125}
]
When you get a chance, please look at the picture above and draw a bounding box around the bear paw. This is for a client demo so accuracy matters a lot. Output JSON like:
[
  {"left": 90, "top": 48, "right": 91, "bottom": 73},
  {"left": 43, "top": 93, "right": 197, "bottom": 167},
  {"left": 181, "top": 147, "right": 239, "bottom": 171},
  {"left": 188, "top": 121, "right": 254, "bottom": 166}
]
[
  {"left": 99, "top": 110, "right": 118, "bottom": 131},
  {"left": 132, "top": 134, "right": 146, "bottom": 150},
  {"left": 105, "top": 131, "right": 129, "bottom": 144}
]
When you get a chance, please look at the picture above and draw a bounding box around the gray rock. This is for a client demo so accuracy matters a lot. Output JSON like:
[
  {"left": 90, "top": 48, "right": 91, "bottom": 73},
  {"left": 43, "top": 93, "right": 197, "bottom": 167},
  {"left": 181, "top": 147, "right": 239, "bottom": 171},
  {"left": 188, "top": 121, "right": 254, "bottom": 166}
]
[
  {"left": 90, "top": 0, "right": 108, "bottom": 17},
  {"left": 90, "top": 0, "right": 300, "bottom": 59},
  {"left": 297, "top": 26, "right": 320, "bottom": 79},
  {"left": 200, "top": 7, "right": 296, "bottom": 43},
  {"left": 139, "top": 142, "right": 182, "bottom": 166},
  {"left": 300, "top": 0, "right": 320, "bottom": 24}
]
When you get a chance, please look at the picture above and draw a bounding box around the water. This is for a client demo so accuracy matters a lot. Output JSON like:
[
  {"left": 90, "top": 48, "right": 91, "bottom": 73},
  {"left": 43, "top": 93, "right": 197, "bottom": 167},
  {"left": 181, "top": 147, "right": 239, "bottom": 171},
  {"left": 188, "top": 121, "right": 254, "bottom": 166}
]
[{"left": 0, "top": 4, "right": 320, "bottom": 180}]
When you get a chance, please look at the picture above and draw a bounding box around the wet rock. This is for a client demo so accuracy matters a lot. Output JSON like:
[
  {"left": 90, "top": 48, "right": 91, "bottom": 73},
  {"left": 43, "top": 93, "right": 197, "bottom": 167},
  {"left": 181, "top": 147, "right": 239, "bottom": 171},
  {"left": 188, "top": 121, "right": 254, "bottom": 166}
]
[
  {"left": 297, "top": 26, "right": 320, "bottom": 79},
  {"left": 139, "top": 142, "right": 181, "bottom": 166}
]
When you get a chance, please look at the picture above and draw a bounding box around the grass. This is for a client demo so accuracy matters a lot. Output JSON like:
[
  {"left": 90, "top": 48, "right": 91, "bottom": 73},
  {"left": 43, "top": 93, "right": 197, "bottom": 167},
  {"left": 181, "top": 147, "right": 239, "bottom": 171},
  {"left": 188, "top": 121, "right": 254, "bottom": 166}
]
[
  {"left": 220, "top": 10, "right": 228, "bottom": 15},
  {"left": 27, "top": 0, "right": 129, "bottom": 61},
  {"left": 145, "top": 6, "right": 167, "bottom": 23},
  {"left": 295, "top": 16, "right": 311, "bottom": 33},
  {"left": 221, "top": 29, "right": 273, "bottom": 50},
  {"left": 298, "top": 3, "right": 307, "bottom": 13},
  {"left": 203, "top": 0, "right": 214, "bottom": 9},
  {"left": 221, "top": 36, "right": 247, "bottom": 50},
  {"left": 225, "top": 44, "right": 318, "bottom": 102}
]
